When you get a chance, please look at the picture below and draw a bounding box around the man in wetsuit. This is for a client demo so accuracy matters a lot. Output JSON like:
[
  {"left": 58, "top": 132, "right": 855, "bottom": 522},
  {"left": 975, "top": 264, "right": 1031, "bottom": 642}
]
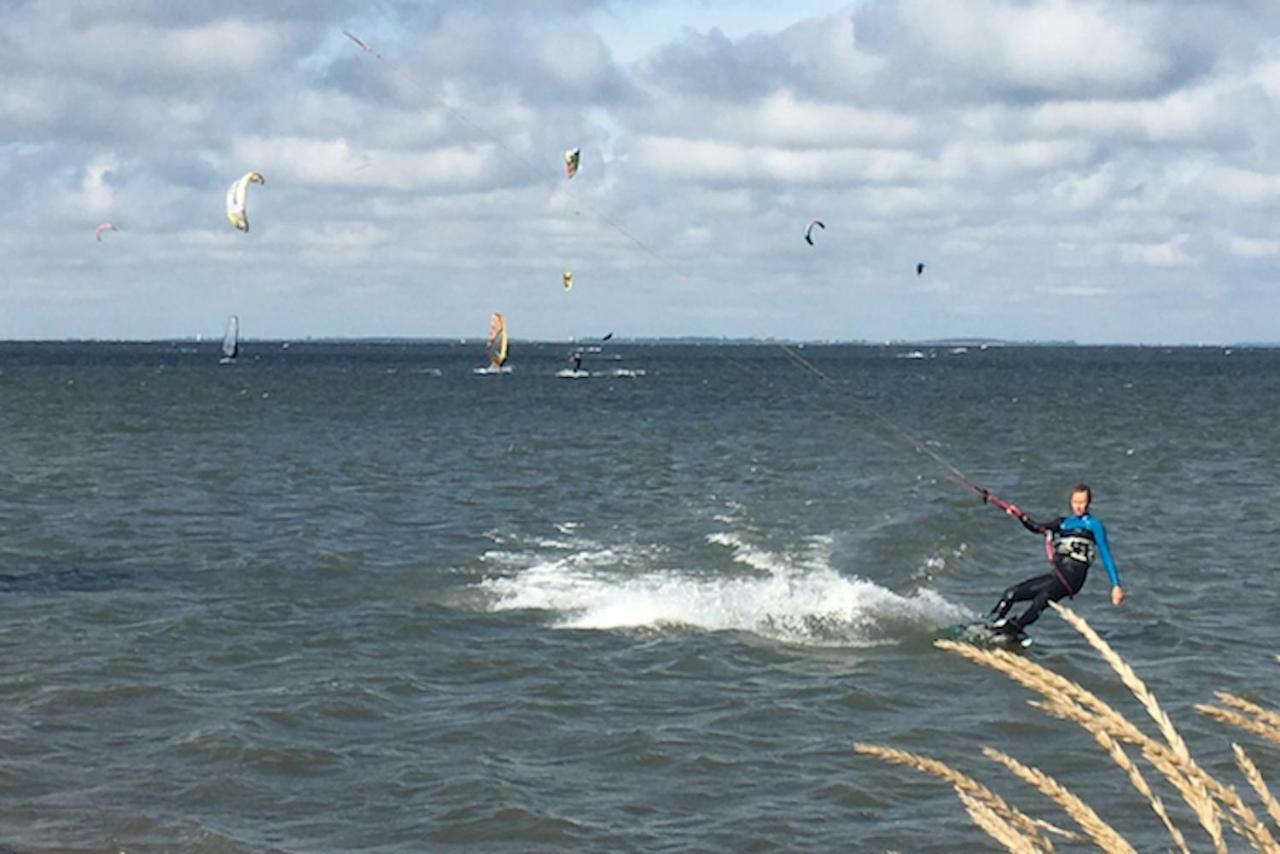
[{"left": 988, "top": 484, "right": 1125, "bottom": 640}]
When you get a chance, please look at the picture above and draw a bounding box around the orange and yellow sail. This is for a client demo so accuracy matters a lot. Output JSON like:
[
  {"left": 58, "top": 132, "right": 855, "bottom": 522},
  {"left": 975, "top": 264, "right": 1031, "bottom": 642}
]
[{"left": 485, "top": 312, "right": 508, "bottom": 367}]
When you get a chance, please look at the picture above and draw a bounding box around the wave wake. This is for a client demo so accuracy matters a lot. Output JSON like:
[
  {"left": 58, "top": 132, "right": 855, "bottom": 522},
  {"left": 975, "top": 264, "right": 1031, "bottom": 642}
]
[{"left": 479, "top": 527, "right": 971, "bottom": 646}]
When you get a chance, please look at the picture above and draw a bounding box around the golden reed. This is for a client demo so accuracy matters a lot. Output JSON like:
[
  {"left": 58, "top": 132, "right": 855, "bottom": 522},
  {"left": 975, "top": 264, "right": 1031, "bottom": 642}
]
[{"left": 855, "top": 604, "right": 1280, "bottom": 852}]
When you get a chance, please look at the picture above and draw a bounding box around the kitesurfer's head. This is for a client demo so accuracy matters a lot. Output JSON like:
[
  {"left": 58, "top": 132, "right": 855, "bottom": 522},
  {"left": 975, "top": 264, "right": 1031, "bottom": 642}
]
[{"left": 1069, "top": 484, "right": 1092, "bottom": 516}]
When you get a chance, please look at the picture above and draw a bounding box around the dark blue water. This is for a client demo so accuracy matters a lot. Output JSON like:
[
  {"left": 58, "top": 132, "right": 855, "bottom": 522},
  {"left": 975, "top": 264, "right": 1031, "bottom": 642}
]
[{"left": 0, "top": 341, "right": 1276, "bottom": 851}]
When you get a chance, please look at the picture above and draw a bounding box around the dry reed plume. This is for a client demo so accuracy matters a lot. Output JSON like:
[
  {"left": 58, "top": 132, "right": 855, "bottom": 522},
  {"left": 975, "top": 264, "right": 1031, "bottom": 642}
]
[
  {"left": 855, "top": 604, "right": 1280, "bottom": 852},
  {"left": 955, "top": 789, "right": 1044, "bottom": 854},
  {"left": 1234, "top": 744, "right": 1280, "bottom": 830},
  {"left": 850, "top": 743, "right": 1070, "bottom": 850}
]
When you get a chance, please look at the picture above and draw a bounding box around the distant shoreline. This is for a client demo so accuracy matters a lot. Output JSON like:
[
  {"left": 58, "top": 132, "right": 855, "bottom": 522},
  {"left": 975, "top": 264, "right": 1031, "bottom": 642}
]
[{"left": 0, "top": 338, "right": 1274, "bottom": 348}]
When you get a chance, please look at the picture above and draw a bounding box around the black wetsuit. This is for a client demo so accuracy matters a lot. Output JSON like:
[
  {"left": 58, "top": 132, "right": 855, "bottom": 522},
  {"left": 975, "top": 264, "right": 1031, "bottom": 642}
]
[{"left": 989, "top": 511, "right": 1121, "bottom": 633}]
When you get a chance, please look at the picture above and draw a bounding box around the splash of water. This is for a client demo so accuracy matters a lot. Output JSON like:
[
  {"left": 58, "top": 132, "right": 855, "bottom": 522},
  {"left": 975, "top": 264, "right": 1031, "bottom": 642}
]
[{"left": 480, "top": 527, "right": 970, "bottom": 646}]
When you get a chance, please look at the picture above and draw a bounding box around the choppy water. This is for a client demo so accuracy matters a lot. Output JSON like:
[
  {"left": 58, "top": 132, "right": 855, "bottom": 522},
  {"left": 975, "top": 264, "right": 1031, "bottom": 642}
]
[{"left": 0, "top": 341, "right": 1277, "bottom": 852}]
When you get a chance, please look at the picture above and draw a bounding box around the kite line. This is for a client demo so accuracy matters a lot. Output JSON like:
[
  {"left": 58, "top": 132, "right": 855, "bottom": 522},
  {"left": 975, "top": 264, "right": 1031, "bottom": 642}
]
[
  {"left": 342, "top": 28, "right": 1030, "bottom": 527},
  {"left": 343, "top": 31, "right": 687, "bottom": 281}
]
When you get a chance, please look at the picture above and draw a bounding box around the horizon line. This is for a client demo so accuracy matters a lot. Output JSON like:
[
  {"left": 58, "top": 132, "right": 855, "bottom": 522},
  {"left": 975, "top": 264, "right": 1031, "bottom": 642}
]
[{"left": 0, "top": 337, "right": 1274, "bottom": 348}]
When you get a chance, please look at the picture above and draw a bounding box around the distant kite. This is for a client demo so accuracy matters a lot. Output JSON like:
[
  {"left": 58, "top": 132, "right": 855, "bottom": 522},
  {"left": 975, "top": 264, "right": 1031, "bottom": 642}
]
[
  {"left": 564, "top": 148, "right": 580, "bottom": 179},
  {"left": 95, "top": 222, "right": 118, "bottom": 242},
  {"left": 804, "top": 220, "right": 825, "bottom": 246},
  {"left": 225, "top": 171, "right": 265, "bottom": 232},
  {"left": 563, "top": 270, "right": 573, "bottom": 291},
  {"left": 916, "top": 262, "right": 926, "bottom": 276}
]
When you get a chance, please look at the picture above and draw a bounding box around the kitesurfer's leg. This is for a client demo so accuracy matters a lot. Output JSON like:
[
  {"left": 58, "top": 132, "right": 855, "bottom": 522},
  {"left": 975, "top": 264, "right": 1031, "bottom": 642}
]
[
  {"left": 990, "top": 574, "right": 1057, "bottom": 634},
  {"left": 1010, "top": 584, "right": 1059, "bottom": 632},
  {"left": 1007, "top": 563, "right": 1087, "bottom": 633},
  {"left": 988, "top": 574, "right": 1049, "bottom": 623}
]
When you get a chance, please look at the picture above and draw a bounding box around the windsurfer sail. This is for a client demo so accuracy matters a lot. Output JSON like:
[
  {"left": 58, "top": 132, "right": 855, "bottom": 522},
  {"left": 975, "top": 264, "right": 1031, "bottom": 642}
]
[
  {"left": 485, "top": 312, "right": 509, "bottom": 368},
  {"left": 220, "top": 315, "right": 239, "bottom": 364}
]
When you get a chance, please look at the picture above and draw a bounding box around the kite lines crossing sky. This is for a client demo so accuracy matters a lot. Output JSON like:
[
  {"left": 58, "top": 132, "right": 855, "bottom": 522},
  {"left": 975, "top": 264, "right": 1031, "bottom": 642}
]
[
  {"left": 339, "top": 30, "right": 1017, "bottom": 513},
  {"left": 341, "top": 30, "right": 686, "bottom": 283}
]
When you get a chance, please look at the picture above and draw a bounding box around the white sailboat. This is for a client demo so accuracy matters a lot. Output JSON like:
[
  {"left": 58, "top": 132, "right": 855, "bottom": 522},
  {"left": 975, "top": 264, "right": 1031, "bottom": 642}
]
[{"left": 219, "top": 315, "right": 239, "bottom": 364}]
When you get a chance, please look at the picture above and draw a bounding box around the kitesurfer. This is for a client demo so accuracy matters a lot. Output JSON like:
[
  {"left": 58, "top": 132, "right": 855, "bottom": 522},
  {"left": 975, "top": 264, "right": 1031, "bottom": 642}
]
[
  {"left": 987, "top": 484, "right": 1125, "bottom": 639},
  {"left": 570, "top": 351, "right": 583, "bottom": 372}
]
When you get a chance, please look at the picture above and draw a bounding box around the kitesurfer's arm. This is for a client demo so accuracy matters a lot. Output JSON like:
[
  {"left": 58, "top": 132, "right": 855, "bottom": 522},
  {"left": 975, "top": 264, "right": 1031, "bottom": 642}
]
[
  {"left": 1005, "top": 505, "right": 1058, "bottom": 535},
  {"left": 1088, "top": 516, "right": 1124, "bottom": 605}
]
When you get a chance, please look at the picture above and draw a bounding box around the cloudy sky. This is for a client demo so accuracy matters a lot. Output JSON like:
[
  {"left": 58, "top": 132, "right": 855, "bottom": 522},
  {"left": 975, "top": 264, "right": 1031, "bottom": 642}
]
[{"left": 5, "top": 0, "right": 1279, "bottom": 343}]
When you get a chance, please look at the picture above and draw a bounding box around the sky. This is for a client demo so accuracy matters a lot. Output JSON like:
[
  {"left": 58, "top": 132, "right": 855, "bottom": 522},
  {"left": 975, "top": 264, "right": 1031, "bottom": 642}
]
[{"left": 4, "top": 0, "right": 1280, "bottom": 344}]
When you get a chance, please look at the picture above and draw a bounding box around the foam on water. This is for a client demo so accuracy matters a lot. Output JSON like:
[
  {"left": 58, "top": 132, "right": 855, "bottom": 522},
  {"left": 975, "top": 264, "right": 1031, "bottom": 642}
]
[
  {"left": 480, "top": 527, "right": 970, "bottom": 646},
  {"left": 705, "top": 530, "right": 832, "bottom": 574}
]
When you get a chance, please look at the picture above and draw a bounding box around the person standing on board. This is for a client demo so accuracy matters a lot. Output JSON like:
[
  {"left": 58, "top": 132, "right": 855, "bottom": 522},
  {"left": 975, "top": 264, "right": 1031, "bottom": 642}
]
[{"left": 987, "top": 484, "right": 1124, "bottom": 640}]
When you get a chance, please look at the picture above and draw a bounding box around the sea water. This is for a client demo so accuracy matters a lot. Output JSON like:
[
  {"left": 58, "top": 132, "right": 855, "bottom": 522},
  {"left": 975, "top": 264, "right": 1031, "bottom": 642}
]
[{"left": 0, "top": 341, "right": 1276, "bottom": 851}]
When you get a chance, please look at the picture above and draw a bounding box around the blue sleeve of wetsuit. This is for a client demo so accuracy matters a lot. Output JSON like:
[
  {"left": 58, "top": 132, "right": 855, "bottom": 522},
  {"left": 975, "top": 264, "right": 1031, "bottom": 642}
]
[{"left": 1089, "top": 517, "right": 1121, "bottom": 587}]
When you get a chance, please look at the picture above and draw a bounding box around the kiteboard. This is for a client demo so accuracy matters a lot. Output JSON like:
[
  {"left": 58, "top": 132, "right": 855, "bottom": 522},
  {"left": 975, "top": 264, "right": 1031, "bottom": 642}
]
[{"left": 941, "top": 620, "right": 1033, "bottom": 650}]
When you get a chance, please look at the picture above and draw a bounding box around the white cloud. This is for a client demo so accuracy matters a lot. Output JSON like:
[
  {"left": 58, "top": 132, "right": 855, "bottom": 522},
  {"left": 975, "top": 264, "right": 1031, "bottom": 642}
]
[
  {"left": 777, "top": 11, "right": 885, "bottom": 89},
  {"left": 938, "top": 138, "right": 1094, "bottom": 177},
  {"left": 711, "top": 90, "right": 919, "bottom": 147},
  {"left": 229, "top": 136, "right": 499, "bottom": 191},
  {"left": 174, "top": 229, "right": 243, "bottom": 249},
  {"left": 681, "top": 224, "right": 714, "bottom": 244},
  {"left": 1196, "top": 165, "right": 1280, "bottom": 207},
  {"left": 1029, "top": 77, "right": 1262, "bottom": 143},
  {"left": 691, "top": 189, "right": 754, "bottom": 214},
  {"left": 534, "top": 29, "right": 614, "bottom": 90},
  {"left": 80, "top": 153, "right": 120, "bottom": 215},
  {"left": 1051, "top": 165, "right": 1115, "bottom": 210},
  {"left": 900, "top": 0, "right": 1169, "bottom": 96},
  {"left": 1058, "top": 284, "right": 1109, "bottom": 297},
  {"left": 1118, "top": 234, "right": 1192, "bottom": 267},
  {"left": 1252, "top": 58, "right": 1280, "bottom": 104},
  {"left": 854, "top": 185, "right": 945, "bottom": 217},
  {"left": 0, "top": 78, "right": 59, "bottom": 126},
  {"left": 634, "top": 135, "right": 926, "bottom": 184},
  {"left": 23, "top": 18, "right": 288, "bottom": 79},
  {"left": 5, "top": 1, "right": 1280, "bottom": 342},
  {"left": 293, "top": 222, "right": 393, "bottom": 249},
  {"left": 1221, "top": 233, "right": 1280, "bottom": 258}
]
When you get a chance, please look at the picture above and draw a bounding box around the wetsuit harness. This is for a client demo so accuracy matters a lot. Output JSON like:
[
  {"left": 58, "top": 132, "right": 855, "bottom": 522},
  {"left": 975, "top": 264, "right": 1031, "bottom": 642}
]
[{"left": 1022, "top": 512, "right": 1121, "bottom": 590}]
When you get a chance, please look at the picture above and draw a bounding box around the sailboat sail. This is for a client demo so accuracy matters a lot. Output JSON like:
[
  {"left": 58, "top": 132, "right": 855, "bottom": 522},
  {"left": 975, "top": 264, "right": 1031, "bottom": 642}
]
[
  {"left": 485, "top": 313, "right": 508, "bottom": 367},
  {"left": 222, "top": 315, "right": 239, "bottom": 361}
]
